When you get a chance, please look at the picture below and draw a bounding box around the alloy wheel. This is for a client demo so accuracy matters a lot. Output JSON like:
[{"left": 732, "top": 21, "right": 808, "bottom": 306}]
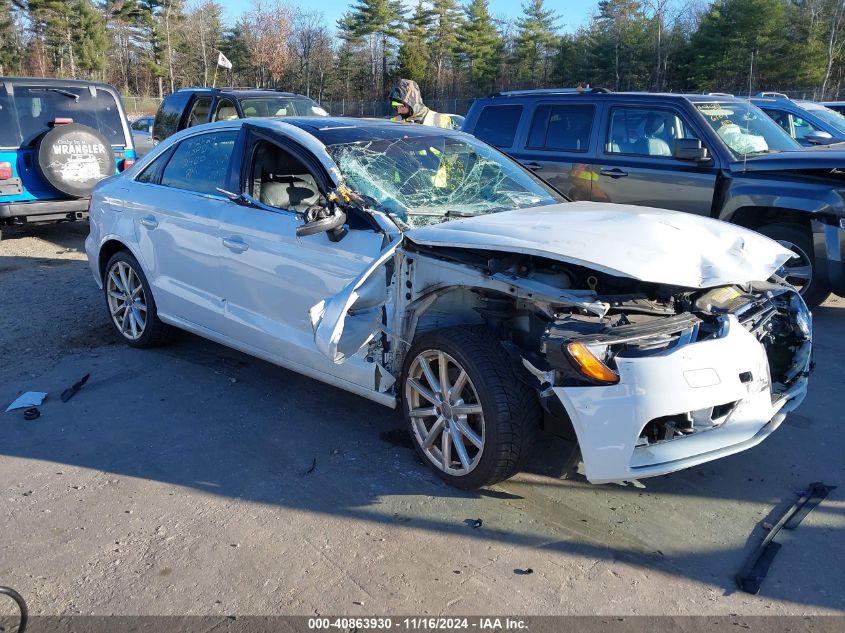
[
  {"left": 405, "top": 350, "right": 485, "bottom": 476},
  {"left": 775, "top": 239, "right": 813, "bottom": 295},
  {"left": 106, "top": 260, "right": 148, "bottom": 340}
]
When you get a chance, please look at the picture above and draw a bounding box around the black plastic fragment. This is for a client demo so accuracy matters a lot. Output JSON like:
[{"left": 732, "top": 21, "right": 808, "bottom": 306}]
[
  {"left": 23, "top": 407, "right": 40, "bottom": 421},
  {"left": 736, "top": 482, "right": 835, "bottom": 594},
  {"left": 302, "top": 458, "right": 317, "bottom": 475},
  {"left": 514, "top": 568, "right": 533, "bottom": 575},
  {"left": 0, "top": 586, "right": 27, "bottom": 633},
  {"left": 60, "top": 373, "right": 90, "bottom": 402},
  {"left": 464, "top": 518, "right": 483, "bottom": 529}
]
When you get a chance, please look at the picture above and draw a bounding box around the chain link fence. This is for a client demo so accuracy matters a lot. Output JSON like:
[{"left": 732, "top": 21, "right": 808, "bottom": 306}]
[{"left": 121, "top": 96, "right": 163, "bottom": 117}]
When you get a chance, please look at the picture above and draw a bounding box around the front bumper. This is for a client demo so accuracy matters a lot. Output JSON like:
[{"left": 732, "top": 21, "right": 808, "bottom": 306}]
[
  {"left": 552, "top": 313, "right": 810, "bottom": 483},
  {"left": 814, "top": 219, "right": 845, "bottom": 294}
]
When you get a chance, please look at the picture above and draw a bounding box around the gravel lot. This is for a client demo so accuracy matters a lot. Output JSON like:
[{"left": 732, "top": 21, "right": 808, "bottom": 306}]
[{"left": 0, "top": 221, "right": 843, "bottom": 616}]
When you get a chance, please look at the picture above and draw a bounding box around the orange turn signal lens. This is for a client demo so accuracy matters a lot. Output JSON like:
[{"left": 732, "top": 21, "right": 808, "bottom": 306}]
[{"left": 566, "top": 342, "right": 620, "bottom": 384}]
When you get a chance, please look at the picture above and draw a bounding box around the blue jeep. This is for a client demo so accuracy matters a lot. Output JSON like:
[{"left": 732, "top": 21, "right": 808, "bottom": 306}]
[{"left": 0, "top": 77, "right": 135, "bottom": 238}]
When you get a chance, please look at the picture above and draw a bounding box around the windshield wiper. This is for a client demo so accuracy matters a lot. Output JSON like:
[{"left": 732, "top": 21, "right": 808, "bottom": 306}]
[{"left": 30, "top": 88, "right": 80, "bottom": 101}]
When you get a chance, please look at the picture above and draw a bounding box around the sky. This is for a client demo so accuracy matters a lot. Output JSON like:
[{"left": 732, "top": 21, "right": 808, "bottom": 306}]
[{"left": 216, "top": 0, "right": 594, "bottom": 34}]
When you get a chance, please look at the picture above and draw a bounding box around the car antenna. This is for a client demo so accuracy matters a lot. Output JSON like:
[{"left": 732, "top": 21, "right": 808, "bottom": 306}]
[{"left": 743, "top": 51, "right": 757, "bottom": 172}]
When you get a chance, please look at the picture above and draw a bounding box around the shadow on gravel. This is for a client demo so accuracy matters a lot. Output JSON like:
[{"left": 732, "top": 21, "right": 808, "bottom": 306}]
[{"left": 1, "top": 235, "right": 843, "bottom": 612}]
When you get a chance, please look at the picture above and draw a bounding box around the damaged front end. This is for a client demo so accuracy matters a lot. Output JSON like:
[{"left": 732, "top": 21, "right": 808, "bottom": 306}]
[{"left": 539, "top": 282, "right": 812, "bottom": 483}]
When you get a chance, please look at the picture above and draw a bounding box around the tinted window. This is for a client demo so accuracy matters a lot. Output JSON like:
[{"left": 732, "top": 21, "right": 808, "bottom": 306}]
[
  {"left": 160, "top": 131, "right": 237, "bottom": 195},
  {"left": 528, "top": 104, "right": 594, "bottom": 151},
  {"left": 0, "top": 90, "right": 17, "bottom": 147},
  {"left": 0, "top": 86, "right": 126, "bottom": 148},
  {"left": 473, "top": 105, "right": 522, "bottom": 148},
  {"left": 154, "top": 91, "right": 192, "bottom": 141},
  {"left": 763, "top": 108, "right": 790, "bottom": 133}
]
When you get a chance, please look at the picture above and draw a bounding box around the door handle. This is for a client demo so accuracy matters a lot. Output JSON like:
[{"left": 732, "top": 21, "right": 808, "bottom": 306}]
[
  {"left": 600, "top": 168, "right": 629, "bottom": 178},
  {"left": 140, "top": 216, "right": 158, "bottom": 229},
  {"left": 524, "top": 161, "right": 543, "bottom": 171},
  {"left": 222, "top": 236, "right": 249, "bottom": 253}
]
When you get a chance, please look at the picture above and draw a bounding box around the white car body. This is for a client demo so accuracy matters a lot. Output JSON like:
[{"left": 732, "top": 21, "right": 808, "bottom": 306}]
[{"left": 86, "top": 118, "right": 812, "bottom": 485}]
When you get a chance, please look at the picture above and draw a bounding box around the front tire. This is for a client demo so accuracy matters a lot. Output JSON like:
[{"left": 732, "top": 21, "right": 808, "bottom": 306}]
[
  {"left": 103, "top": 250, "right": 172, "bottom": 348},
  {"left": 401, "top": 326, "right": 540, "bottom": 489},
  {"left": 757, "top": 222, "right": 830, "bottom": 308}
]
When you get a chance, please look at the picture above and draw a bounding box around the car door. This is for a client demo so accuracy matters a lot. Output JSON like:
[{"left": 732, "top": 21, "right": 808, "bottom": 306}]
[
  {"left": 215, "top": 127, "right": 387, "bottom": 384},
  {"left": 126, "top": 127, "right": 238, "bottom": 332},
  {"left": 594, "top": 105, "right": 718, "bottom": 215},
  {"left": 131, "top": 117, "right": 154, "bottom": 156},
  {"left": 510, "top": 102, "right": 598, "bottom": 201}
]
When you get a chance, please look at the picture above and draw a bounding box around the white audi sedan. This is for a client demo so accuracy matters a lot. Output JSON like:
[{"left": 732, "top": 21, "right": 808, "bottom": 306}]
[{"left": 86, "top": 118, "right": 812, "bottom": 489}]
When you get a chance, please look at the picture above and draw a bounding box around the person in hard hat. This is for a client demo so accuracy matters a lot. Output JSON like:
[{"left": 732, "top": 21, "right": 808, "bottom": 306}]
[{"left": 389, "top": 79, "right": 452, "bottom": 128}]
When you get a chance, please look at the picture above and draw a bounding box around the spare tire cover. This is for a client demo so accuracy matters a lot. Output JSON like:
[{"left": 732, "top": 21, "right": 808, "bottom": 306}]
[{"left": 35, "top": 123, "right": 116, "bottom": 198}]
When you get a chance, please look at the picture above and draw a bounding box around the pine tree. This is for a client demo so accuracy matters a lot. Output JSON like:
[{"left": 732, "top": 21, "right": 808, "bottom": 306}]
[
  {"left": 428, "top": 0, "right": 462, "bottom": 99},
  {"left": 514, "top": 0, "right": 560, "bottom": 88},
  {"left": 398, "top": 0, "right": 433, "bottom": 89},
  {"left": 459, "top": 0, "right": 501, "bottom": 93},
  {"left": 0, "top": 0, "right": 21, "bottom": 75},
  {"left": 347, "top": 0, "right": 404, "bottom": 97},
  {"left": 74, "top": 0, "right": 108, "bottom": 78}
]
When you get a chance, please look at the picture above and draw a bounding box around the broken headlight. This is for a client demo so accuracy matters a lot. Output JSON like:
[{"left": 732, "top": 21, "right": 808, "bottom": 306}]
[{"left": 543, "top": 313, "right": 702, "bottom": 386}]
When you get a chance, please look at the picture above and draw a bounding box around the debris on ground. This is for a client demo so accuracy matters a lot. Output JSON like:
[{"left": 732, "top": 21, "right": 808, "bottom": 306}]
[
  {"left": 302, "top": 458, "right": 317, "bottom": 475},
  {"left": 23, "top": 407, "right": 40, "bottom": 421},
  {"left": 5, "top": 391, "right": 47, "bottom": 412},
  {"left": 60, "top": 373, "right": 90, "bottom": 402},
  {"left": 464, "top": 518, "right": 483, "bottom": 529},
  {"left": 736, "top": 481, "right": 836, "bottom": 594},
  {"left": 514, "top": 568, "right": 534, "bottom": 575}
]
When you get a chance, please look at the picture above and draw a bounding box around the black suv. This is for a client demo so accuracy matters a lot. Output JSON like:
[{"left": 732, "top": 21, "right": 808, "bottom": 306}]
[
  {"left": 153, "top": 88, "right": 328, "bottom": 144},
  {"left": 0, "top": 77, "right": 134, "bottom": 237},
  {"left": 463, "top": 89, "right": 845, "bottom": 307}
]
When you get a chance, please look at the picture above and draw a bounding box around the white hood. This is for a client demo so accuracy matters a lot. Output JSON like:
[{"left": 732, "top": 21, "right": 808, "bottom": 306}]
[{"left": 405, "top": 201, "right": 794, "bottom": 288}]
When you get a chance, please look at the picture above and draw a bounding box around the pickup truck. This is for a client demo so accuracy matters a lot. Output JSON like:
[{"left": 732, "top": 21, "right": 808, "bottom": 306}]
[{"left": 463, "top": 89, "right": 845, "bottom": 307}]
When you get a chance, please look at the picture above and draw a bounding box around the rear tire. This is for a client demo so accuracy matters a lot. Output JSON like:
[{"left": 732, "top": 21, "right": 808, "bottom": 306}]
[
  {"left": 757, "top": 222, "right": 830, "bottom": 308},
  {"left": 103, "top": 250, "right": 172, "bottom": 348},
  {"left": 401, "top": 326, "right": 540, "bottom": 489}
]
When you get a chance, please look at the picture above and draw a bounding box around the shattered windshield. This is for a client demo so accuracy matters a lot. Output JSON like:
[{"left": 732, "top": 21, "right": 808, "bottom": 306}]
[
  {"left": 695, "top": 101, "right": 800, "bottom": 156},
  {"left": 326, "top": 134, "right": 562, "bottom": 228}
]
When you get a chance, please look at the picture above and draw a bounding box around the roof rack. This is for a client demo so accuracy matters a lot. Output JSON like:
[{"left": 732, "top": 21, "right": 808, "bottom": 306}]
[
  {"left": 755, "top": 91, "right": 789, "bottom": 99},
  {"left": 491, "top": 86, "right": 612, "bottom": 97},
  {"left": 706, "top": 92, "right": 735, "bottom": 97}
]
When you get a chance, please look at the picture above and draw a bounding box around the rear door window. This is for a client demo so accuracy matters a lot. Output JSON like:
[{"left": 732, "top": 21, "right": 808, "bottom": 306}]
[
  {"left": 0, "top": 86, "right": 126, "bottom": 148},
  {"left": 527, "top": 104, "right": 595, "bottom": 151},
  {"left": 160, "top": 130, "right": 237, "bottom": 195},
  {"left": 187, "top": 97, "right": 212, "bottom": 127},
  {"left": 473, "top": 105, "right": 523, "bottom": 148}
]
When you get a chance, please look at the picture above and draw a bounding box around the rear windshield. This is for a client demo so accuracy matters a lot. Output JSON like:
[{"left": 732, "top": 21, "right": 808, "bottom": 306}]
[
  {"left": 238, "top": 97, "right": 327, "bottom": 118},
  {"left": 0, "top": 85, "right": 127, "bottom": 148}
]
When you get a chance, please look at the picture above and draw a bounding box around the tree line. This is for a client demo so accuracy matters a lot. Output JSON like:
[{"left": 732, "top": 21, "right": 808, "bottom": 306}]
[{"left": 1, "top": 0, "right": 844, "bottom": 107}]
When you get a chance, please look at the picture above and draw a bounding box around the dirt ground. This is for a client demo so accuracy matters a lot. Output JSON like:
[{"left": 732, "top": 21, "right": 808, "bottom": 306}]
[{"left": 0, "top": 221, "right": 843, "bottom": 616}]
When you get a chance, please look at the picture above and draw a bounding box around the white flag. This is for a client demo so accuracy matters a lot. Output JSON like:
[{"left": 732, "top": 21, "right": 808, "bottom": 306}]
[{"left": 217, "top": 51, "right": 232, "bottom": 70}]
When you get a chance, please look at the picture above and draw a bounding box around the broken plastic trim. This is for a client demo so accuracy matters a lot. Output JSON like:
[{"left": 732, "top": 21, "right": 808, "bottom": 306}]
[{"left": 736, "top": 482, "right": 836, "bottom": 594}]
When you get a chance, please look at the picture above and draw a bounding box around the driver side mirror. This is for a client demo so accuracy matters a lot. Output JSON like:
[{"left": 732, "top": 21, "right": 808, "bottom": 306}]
[
  {"left": 296, "top": 205, "right": 348, "bottom": 242},
  {"left": 673, "top": 138, "right": 710, "bottom": 162},
  {"left": 672, "top": 138, "right": 710, "bottom": 163},
  {"left": 805, "top": 130, "right": 833, "bottom": 145}
]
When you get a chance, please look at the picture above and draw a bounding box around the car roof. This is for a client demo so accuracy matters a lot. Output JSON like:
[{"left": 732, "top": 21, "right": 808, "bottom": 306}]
[
  {"left": 0, "top": 76, "right": 121, "bottom": 92},
  {"left": 478, "top": 89, "right": 754, "bottom": 105},
  {"left": 175, "top": 87, "right": 309, "bottom": 98},
  {"left": 255, "top": 117, "right": 466, "bottom": 145}
]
